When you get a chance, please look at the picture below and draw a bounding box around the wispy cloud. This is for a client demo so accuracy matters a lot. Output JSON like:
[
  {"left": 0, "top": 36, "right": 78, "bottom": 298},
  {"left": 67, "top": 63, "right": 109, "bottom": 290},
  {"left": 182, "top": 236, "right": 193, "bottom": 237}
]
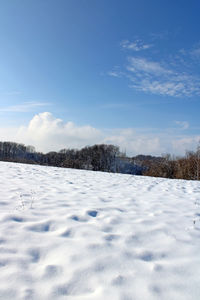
[
  {"left": 180, "top": 44, "right": 200, "bottom": 60},
  {"left": 0, "top": 101, "right": 51, "bottom": 113},
  {"left": 107, "top": 66, "right": 124, "bottom": 78},
  {"left": 149, "top": 31, "right": 169, "bottom": 40},
  {"left": 127, "top": 57, "right": 171, "bottom": 75},
  {"left": 175, "top": 121, "right": 189, "bottom": 130},
  {"left": 107, "top": 71, "right": 122, "bottom": 77},
  {"left": 109, "top": 37, "right": 200, "bottom": 97},
  {"left": 121, "top": 39, "right": 152, "bottom": 51},
  {"left": 191, "top": 47, "right": 200, "bottom": 59},
  {"left": 126, "top": 56, "right": 200, "bottom": 97}
]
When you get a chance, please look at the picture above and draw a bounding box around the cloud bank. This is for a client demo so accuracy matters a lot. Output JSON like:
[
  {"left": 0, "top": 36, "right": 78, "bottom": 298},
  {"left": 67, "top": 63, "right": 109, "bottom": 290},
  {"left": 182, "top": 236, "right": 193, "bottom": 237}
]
[{"left": 0, "top": 112, "right": 199, "bottom": 156}]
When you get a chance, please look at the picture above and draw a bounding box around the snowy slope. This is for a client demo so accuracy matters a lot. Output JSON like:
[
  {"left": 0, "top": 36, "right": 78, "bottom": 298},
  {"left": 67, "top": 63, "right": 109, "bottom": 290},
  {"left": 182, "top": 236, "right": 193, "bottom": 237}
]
[{"left": 0, "top": 161, "right": 200, "bottom": 300}]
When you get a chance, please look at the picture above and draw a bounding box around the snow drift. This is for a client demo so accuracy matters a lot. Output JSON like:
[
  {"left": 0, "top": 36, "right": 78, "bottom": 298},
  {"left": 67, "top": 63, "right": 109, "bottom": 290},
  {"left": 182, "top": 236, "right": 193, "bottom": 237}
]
[{"left": 0, "top": 161, "right": 200, "bottom": 300}]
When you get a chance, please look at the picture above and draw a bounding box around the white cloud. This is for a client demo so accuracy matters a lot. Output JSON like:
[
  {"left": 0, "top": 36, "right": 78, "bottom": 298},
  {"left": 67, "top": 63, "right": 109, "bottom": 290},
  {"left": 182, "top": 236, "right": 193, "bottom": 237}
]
[
  {"left": 121, "top": 40, "right": 152, "bottom": 51},
  {"left": 103, "top": 129, "right": 163, "bottom": 155},
  {"left": 171, "top": 136, "right": 200, "bottom": 154},
  {"left": 0, "top": 101, "right": 51, "bottom": 113},
  {"left": 16, "top": 112, "right": 103, "bottom": 152},
  {"left": 0, "top": 112, "right": 199, "bottom": 156}
]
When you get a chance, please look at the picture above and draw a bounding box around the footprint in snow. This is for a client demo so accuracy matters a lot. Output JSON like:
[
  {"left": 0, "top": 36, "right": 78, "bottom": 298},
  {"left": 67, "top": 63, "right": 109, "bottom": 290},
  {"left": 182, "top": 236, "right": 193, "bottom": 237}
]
[
  {"left": 70, "top": 215, "right": 87, "bottom": 222},
  {"left": 60, "top": 228, "right": 74, "bottom": 238},
  {"left": 104, "top": 234, "right": 120, "bottom": 242},
  {"left": 27, "top": 221, "right": 51, "bottom": 232},
  {"left": 43, "top": 265, "right": 61, "bottom": 278},
  {"left": 87, "top": 210, "right": 98, "bottom": 217},
  {"left": 27, "top": 248, "right": 41, "bottom": 263},
  {"left": 10, "top": 216, "right": 25, "bottom": 223}
]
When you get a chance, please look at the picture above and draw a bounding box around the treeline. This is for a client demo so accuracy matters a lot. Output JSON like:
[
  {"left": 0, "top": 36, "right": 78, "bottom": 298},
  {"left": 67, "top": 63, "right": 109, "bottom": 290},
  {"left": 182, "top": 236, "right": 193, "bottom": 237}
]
[
  {"left": 0, "top": 141, "right": 142, "bottom": 175},
  {"left": 0, "top": 141, "right": 199, "bottom": 180},
  {"left": 134, "top": 147, "right": 200, "bottom": 180}
]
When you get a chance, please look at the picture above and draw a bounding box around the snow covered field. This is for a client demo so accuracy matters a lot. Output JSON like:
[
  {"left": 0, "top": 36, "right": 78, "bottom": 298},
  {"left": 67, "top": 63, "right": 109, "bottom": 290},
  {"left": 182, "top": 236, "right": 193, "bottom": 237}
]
[{"left": 0, "top": 161, "right": 200, "bottom": 300}]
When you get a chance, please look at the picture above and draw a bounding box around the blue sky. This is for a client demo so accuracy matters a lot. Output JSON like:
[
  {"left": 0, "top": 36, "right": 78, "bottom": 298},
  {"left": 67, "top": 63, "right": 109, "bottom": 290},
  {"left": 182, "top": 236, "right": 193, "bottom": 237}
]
[{"left": 0, "top": 0, "right": 200, "bottom": 155}]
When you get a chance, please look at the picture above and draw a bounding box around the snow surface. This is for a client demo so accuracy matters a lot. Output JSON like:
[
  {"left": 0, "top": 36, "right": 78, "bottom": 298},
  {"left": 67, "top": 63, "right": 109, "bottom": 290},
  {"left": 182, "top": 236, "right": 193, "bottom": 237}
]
[{"left": 0, "top": 161, "right": 200, "bottom": 300}]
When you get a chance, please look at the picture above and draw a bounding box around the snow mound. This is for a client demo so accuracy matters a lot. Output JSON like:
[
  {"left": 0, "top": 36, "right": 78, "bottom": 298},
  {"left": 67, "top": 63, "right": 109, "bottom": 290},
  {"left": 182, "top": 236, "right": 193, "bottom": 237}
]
[{"left": 0, "top": 161, "right": 200, "bottom": 300}]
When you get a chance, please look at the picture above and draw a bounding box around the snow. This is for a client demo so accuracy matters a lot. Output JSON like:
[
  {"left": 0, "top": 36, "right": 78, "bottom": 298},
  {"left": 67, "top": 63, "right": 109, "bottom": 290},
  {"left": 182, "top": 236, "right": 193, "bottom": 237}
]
[{"left": 0, "top": 161, "right": 200, "bottom": 300}]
